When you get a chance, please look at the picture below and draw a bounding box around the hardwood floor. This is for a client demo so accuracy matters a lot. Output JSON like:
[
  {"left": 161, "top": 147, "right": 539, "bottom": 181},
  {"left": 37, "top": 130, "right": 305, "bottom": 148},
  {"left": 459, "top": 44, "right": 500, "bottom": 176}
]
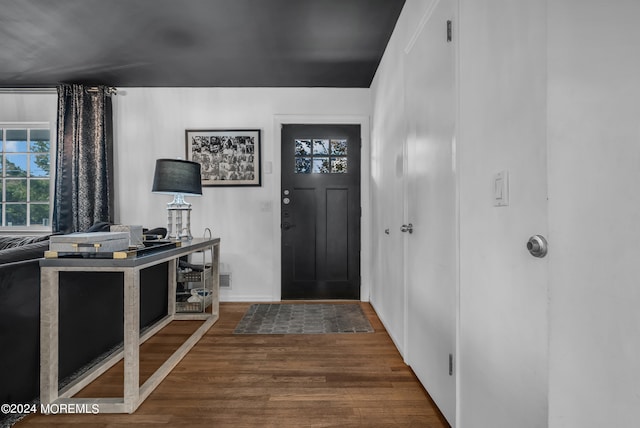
[{"left": 17, "top": 302, "right": 449, "bottom": 427}]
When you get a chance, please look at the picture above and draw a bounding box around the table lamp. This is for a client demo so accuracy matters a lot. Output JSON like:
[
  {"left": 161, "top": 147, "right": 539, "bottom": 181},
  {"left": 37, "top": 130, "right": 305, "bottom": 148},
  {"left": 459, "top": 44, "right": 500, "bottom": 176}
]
[{"left": 152, "top": 158, "right": 202, "bottom": 240}]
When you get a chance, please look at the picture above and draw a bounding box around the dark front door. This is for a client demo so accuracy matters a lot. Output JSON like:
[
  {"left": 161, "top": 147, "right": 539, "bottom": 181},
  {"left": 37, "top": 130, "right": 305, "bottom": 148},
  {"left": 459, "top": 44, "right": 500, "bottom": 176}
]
[{"left": 281, "top": 124, "right": 361, "bottom": 299}]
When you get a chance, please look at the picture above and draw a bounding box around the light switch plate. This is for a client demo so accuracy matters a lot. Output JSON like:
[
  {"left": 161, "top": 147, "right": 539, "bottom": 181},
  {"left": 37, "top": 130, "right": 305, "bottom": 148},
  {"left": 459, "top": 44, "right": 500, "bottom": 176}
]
[
  {"left": 493, "top": 170, "right": 509, "bottom": 207},
  {"left": 264, "top": 161, "right": 273, "bottom": 174}
]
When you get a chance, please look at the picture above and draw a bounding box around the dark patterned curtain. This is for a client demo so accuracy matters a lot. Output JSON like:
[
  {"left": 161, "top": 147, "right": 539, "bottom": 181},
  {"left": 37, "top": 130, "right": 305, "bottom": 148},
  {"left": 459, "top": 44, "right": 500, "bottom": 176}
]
[{"left": 52, "top": 84, "right": 114, "bottom": 233}]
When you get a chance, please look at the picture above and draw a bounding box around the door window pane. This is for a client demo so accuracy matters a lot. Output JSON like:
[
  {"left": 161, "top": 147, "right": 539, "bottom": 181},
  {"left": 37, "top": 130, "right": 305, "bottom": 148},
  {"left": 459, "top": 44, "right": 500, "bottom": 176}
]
[
  {"left": 331, "top": 157, "right": 348, "bottom": 173},
  {"left": 312, "top": 158, "right": 330, "bottom": 173},
  {"left": 313, "top": 139, "right": 329, "bottom": 155},
  {"left": 294, "top": 137, "right": 349, "bottom": 174},
  {"left": 295, "top": 140, "right": 311, "bottom": 156},
  {"left": 331, "top": 139, "right": 348, "bottom": 155},
  {"left": 295, "top": 157, "right": 312, "bottom": 173}
]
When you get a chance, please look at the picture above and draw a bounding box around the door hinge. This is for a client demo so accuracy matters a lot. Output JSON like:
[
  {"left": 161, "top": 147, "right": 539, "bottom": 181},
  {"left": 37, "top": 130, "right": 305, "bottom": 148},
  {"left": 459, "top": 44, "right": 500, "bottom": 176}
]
[
  {"left": 447, "top": 20, "right": 452, "bottom": 42},
  {"left": 449, "top": 353, "right": 454, "bottom": 376}
]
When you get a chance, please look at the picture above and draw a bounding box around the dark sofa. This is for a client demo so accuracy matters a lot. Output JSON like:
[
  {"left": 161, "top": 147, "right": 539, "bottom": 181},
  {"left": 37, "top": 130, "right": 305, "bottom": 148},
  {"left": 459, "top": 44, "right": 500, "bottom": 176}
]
[
  {"left": 0, "top": 234, "right": 169, "bottom": 426},
  {"left": 0, "top": 236, "right": 51, "bottom": 416}
]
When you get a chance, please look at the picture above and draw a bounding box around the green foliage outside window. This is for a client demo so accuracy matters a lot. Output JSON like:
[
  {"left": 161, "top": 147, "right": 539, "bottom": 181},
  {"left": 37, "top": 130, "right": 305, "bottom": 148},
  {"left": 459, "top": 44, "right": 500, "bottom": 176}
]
[{"left": 1, "top": 127, "right": 51, "bottom": 227}]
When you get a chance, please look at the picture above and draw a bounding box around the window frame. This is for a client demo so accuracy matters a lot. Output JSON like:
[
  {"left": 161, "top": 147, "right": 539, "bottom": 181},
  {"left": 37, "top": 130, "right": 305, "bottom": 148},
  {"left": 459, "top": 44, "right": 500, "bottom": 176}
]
[{"left": 0, "top": 122, "right": 54, "bottom": 234}]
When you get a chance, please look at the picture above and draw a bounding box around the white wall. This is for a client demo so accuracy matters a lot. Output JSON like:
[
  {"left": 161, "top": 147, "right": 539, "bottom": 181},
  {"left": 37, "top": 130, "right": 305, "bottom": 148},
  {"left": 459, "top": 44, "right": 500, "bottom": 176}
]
[
  {"left": 371, "top": 1, "right": 640, "bottom": 427},
  {"left": 0, "top": 88, "right": 370, "bottom": 300},
  {"left": 113, "top": 87, "right": 370, "bottom": 301},
  {"left": 373, "top": 0, "right": 550, "bottom": 424},
  {"left": 547, "top": 1, "right": 640, "bottom": 427},
  {"left": 0, "top": 92, "right": 57, "bottom": 126},
  {"left": 373, "top": 0, "right": 550, "bottom": 426},
  {"left": 457, "top": 1, "right": 550, "bottom": 427}
]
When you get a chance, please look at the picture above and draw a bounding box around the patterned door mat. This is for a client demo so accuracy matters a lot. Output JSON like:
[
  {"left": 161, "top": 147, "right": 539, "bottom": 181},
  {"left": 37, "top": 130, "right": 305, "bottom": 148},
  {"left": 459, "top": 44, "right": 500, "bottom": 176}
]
[{"left": 233, "top": 303, "right": 374, "bottom": 334}]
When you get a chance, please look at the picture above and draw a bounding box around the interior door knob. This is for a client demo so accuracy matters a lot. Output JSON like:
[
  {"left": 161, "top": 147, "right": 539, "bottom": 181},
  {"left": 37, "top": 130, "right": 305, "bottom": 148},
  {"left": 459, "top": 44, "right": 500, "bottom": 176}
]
[
  {"left": 401, "top": 223, "right": 413, "bottom": 234},
  {"left": 527, "top": 235, "right": 548, "bottom": 258}
]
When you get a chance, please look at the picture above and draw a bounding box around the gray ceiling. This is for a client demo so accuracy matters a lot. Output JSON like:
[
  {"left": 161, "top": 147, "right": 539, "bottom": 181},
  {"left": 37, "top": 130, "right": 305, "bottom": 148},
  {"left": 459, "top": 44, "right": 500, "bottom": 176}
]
[{"left": 0, "top": 0, "right": 405, "bottom": 88}]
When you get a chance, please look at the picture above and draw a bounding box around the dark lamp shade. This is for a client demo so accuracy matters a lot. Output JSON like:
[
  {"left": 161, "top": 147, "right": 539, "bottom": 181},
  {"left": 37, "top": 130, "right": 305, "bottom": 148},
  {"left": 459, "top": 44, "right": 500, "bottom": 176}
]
[{"left": 152, "top": 159, "right": 203, "bottom": 196}]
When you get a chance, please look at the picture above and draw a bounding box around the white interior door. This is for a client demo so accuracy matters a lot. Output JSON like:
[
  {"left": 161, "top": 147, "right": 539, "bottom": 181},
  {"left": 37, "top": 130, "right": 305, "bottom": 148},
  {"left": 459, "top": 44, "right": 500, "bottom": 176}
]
[
  {"left": 403, "top": 0, "right": 456, "bottom": 424},
  {"left": 375, "top": 124, "right": 407, "bottom": 348}
]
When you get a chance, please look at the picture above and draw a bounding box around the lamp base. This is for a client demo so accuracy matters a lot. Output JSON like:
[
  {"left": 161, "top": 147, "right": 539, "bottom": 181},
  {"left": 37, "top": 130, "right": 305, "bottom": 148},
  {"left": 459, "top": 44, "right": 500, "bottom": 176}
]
[{"left": 166, "top": 194, "right": 193, "bottom": 240}]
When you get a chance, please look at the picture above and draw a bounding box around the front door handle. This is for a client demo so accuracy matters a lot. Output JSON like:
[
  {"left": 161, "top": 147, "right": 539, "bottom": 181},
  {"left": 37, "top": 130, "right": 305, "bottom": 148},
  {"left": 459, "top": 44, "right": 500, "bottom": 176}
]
[
  {"left": 401, "top": 223, "right": 413, "bottom": 234},
  {"left": 282, "top": 222, "right": 296, "bottom": 231}
]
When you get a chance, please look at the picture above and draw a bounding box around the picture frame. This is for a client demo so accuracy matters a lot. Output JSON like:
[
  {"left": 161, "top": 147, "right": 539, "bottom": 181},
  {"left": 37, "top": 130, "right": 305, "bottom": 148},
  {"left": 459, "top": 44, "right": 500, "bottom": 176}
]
[{"left": 185, "top": 129, "right": 261, "bottom": 187}]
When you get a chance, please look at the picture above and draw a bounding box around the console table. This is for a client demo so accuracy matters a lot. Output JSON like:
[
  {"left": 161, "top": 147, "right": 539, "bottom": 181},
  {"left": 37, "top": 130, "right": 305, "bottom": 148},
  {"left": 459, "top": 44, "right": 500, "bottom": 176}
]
[{"left": 40, "top": 238, "right": 220, "bottom": 413}]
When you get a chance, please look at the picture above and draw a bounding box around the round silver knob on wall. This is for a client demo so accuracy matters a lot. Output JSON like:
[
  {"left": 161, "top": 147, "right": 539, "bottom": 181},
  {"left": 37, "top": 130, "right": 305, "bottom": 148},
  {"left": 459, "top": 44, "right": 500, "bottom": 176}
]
[{"left": 527, "top": 235, "right": 548, "bottom": 258}]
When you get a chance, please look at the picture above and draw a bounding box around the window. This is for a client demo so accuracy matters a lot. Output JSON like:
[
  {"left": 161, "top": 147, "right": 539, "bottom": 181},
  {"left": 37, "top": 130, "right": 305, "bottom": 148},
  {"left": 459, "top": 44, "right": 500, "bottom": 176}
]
[
  {"left": 0, "top": 124, "right": 52, "bottom": 229},
  {"left": 294, "top": 138, "right": 348, "bottom": 174}
]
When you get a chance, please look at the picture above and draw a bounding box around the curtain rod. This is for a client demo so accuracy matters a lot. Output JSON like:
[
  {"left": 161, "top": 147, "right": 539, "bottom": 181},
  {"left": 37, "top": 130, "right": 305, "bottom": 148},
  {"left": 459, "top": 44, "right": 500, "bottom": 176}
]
[
  {"left": 0, "top": 86, "right": 118, "bottom": 95},
  {"left": 86, "top": 86, "right": 118, "bottom": 95}
]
